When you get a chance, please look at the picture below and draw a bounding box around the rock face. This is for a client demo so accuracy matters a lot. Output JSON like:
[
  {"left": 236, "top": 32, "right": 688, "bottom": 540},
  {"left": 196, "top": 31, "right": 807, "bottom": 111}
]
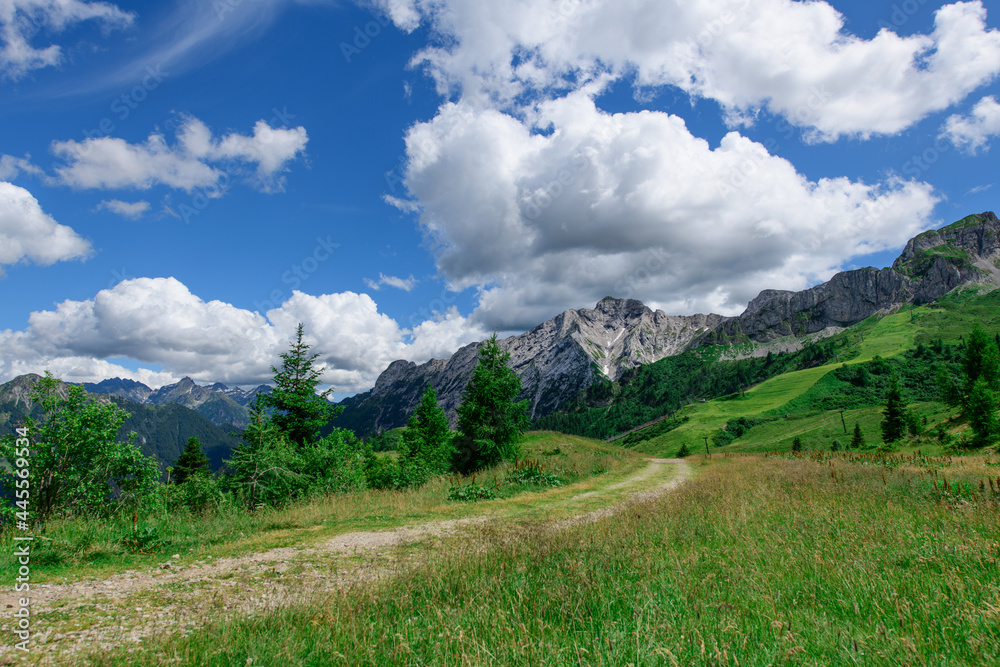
[
  {"left": 700, "top": 211, "right": 1000, "bottom": 344},
  {"left": 334, "top": 299, "right": 725, "bottom": 435},
  {"left": 338, "top": 211, "right": 1000, "bottom": 436}
]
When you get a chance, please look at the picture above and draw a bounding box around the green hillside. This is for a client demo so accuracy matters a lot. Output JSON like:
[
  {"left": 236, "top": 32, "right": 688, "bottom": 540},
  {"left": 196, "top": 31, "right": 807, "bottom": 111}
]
[{"left": 541, "top": 286, "right": 1000, "bottom": 457}]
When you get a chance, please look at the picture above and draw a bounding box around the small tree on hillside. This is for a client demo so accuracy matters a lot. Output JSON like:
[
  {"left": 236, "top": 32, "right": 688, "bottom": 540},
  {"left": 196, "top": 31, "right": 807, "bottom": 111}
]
[
  {"left": 455, "top": 333, "right": 530, "bottom": 472},
  {"left": 260, "top": 323, "right": 340, "bottom": 447},
  {"left": 881, "top": 375, "right": 908, "bottom": 443},
  {"left": 400, "top": 385, "right": 454, "bottom": 485},
  {"left": 962, "top": 324, "right": 1000, "bottom": 394},
  {"left": 850, "top": 422, "right": 866, "bottom": 450},
  {"left": 172, "top": 436, "right": 211, "bottom": 484}
]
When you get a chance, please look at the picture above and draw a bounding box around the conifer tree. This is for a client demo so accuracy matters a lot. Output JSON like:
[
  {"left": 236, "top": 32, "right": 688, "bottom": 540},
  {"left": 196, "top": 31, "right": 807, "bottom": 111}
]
[
  {"left": 455, "top": 333, "right": 529, "bottom": 472},
  {"left": 400, "top": 385, "right": 454, "bottom": 484},
  {"left": 850, "top": 422, "right": 866, "bottom": 450},
  {"left": 173, "top": 436, "right": 211, "bottom": 484},
  {"left": 881, "top": 375, "right": 908, "bottom": 443},
  {"left": 260, "top": 323, "right": 340, "bottom": 447}
]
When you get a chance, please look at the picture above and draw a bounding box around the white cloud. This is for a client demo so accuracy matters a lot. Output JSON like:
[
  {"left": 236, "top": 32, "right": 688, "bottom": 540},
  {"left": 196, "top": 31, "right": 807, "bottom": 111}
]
[
  {"left": 378, "top": 0, "right": 1000, "bottom": 140},
  {"left": 0, "top": 277, "right": 485, "bottom": 392},
  {"left": 0, "top": 0, "right": 134, "bottom": 79},
  {"left": 96, "top": 199, "right": 151, "bottom": 219},
  {"left": 0, "top": 154, "right": 43, "bottom": 180},
  {"left": 50, "top": 115, "right": 308, "bottom": 193},
  {"left": 393, "top": 94, "right": 939, "bottom": 328},
  {"left": 941, "top": 95, "right": 1000, "bottom": 153},
  {"left": 364, "top": 273, "right": 418, "bottom": 291},
  {"left": 0, "top": 182, "right": 92, "bottom": 275}
]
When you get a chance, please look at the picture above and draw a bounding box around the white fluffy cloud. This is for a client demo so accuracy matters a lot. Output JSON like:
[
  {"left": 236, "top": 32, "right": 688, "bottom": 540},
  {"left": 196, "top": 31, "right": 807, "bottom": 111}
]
[
  {"left": 394, "top": 94, "right": 939, "bottom": 328},
  {"left": 51, "top": 116, "right": 308, "bottom": 193},
  {"left": 941, "top": 96, "right": 1000, "bottom": 153},
  {"left": 0, "top": 182, "right": 92, "bottom": 275},
  {"left": 96, "top": 199, "right": 151, "bottom": 219},
  {"left": 0, "top": 277, "right": 486, "bottom": 391},
  {"left": 0, "top": 0, "right": 133, "bottom": 79},
  {"left": 377, "top": 0, "right": 1000, "bottom": 140}
]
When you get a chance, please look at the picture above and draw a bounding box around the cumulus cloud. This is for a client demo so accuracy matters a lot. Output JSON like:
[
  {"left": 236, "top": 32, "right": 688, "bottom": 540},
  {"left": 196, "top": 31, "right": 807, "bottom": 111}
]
[
  {"left": 0, "top": 277, "right": 487, "bottom": 391},
  {"left": 96, "top": 199, "right": 151, "bottom": 219},
  {"left": 0, "top": 182, "right": 92, "bottom": 275},
  {"left": 0, "top": 0, "right": 134, "bottom": 79},
  {"left": 364, "top": 273, "right": 418, "bottom": 291},
  {"left": 941, "top": 95, "right": 1000, "bottom": 153},
  {"left": 376, "top": 0, "right": 1000, "bottom": 140},
  {"left": 50, "top": 115, "right": 308, "bottom": 193},
  {"left": 392, "top": 94, "right": 939, "bottom": 328}
]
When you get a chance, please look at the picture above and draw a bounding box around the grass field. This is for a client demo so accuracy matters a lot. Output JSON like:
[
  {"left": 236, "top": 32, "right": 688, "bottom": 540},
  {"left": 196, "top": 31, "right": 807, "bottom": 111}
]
[{"left": 94, "top": 453, "right": 1000, "bottom": 666}]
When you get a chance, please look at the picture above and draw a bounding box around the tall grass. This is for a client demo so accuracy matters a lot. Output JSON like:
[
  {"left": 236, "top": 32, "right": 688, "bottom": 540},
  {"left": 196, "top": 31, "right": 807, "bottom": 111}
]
[{"left": 99, "top": 455, "right": 1000, "bottom": 666}]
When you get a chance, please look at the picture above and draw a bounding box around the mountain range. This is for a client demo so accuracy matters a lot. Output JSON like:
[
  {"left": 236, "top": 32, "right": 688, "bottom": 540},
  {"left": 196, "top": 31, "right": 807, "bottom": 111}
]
[
  {"left": 2, "top": 211, "right": 997, "bottom": 447},
  {"left": 334, "top": 211, "right": 1000, "bottom": 436},
  {"left": 79, "top": 377, "right": 270, "bottom": 429},
  {"left": 0, "top": 374, "right": 242, "bottom": 472}
]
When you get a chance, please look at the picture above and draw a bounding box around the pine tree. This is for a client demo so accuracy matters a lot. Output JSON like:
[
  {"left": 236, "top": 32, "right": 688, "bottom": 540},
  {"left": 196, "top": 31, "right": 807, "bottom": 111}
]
[
  {"left": 792, "top": 437, "right": 802, "bottom": 452},
  {"left": 173, "top": 436, "right": 210, "bottom": 484},
  {"left": 881, "top": 375, "right": 908, "bottom": 443},
  {"left": 850, "top": 422, "right": 866, "bottom": 450},
  {"left": 400, "top": 385, "right": 454, "bottom": 484},
  {"left": 966, "top": 379, "right": 998, "bottom": 448},
  {"left": 963, "top": 324, "right": 1000, "bottom": 395},
  {"left": 455, "top": 333, "right": 530, "bottom": 472},
  {"left": 260, "top": 323, "right": 340, "bottom": 447}
]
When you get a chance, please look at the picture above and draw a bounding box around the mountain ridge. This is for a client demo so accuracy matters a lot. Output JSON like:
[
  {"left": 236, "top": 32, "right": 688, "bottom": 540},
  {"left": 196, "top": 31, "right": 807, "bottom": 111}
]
[{"left": 335, "top": 211, "right": 1000, "bottom": 436}]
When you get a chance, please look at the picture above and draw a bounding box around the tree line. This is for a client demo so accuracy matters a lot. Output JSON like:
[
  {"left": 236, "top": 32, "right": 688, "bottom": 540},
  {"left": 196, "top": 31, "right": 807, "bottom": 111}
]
[{"left": 0, "top": 326, "right": 529, "bottom": 529}]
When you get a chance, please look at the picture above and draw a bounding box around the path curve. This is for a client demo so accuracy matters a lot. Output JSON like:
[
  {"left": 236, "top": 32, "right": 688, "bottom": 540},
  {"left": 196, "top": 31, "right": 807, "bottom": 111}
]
[{"left": 0, "top": 458, "right": 690, "bottom": 664}]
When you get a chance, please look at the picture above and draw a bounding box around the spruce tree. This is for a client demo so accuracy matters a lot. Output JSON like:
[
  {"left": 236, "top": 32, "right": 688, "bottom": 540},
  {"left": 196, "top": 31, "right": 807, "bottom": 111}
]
[
  {"left": 881, "top": 375, "right": 908, "bottom": 443},
  {"left": 260, "top": 323, "right": 339, "bottom": 447},
  {"left": 455, "top": 333, "right": 529, "bottom": 472},
  {"left": 400, "top": 385, "right": 454, "bottom": 483},
  {"left": 850, "top": 422, "right": 866, "bottom": 450},
  {"left": 173, "top": 436, "right": 210, "bottom": 484},
  {"left": 966, "top": 379, "right": 998, "bottom": 448},
  {"left": 963, "top": 324, "right": 1000, "bottom": 395}
]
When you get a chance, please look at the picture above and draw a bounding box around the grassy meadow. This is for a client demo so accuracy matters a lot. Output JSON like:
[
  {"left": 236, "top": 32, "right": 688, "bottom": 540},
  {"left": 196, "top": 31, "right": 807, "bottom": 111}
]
[
  {"left": 0, "top": 433, "right": 640, "bottom": 585},
  {"left": 93, "top": 452, "right": 1000, "bottom": 666}
]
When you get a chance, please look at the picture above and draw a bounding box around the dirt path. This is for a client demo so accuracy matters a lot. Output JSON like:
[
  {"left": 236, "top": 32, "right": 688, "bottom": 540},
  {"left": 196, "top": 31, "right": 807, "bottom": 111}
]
[{"left": 0, "top": 458, "right": 690, "bottom": 665}]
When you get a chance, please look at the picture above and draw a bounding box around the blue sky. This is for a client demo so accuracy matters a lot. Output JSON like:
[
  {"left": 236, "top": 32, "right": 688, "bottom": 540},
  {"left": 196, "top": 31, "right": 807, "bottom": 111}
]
[{"left": 1, "top": 0, "right": 999, "bottom": 396}]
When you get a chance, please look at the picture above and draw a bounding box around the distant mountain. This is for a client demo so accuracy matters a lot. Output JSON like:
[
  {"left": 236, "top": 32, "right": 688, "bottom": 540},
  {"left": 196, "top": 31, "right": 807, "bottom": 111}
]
[
  {"left": 696, "top": 211, "right": 1000, "bottom": 345},
  {"left": 80, "top": 377, "right": 270, "bottom": 428},
  {"left": 334, "top": 299, "right": 726, "bottom": 436},
  {"left": 336, "top": 211, "right": 1000, "bottom": 437},
  {"left": 0, "top": 375, "right": 240, "bottom": 472}
]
